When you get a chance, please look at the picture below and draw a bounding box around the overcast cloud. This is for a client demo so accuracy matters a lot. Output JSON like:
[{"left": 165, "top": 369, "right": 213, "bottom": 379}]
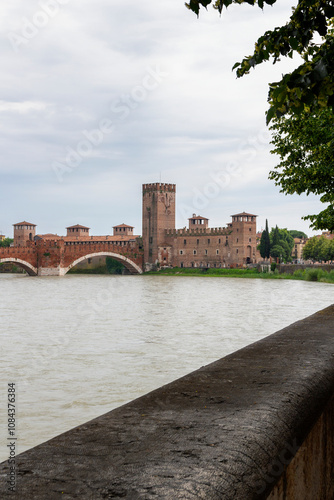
[{"left": 0, "top": 0, "right": 324, "bottom": 238}]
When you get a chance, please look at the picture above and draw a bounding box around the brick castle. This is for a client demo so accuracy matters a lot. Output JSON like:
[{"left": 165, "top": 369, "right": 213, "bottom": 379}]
[
  {"left": 10, "top": 182, "right": 260, "bottom": 272},
  {"left": 142, "top": 183, "right": 260, "bottom": 270}
]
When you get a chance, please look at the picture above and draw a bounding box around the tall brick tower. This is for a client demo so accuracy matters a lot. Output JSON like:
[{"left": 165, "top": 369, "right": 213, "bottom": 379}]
[
  {"left": 230, "top": 212, "right": 257, "bottom": 265},
  {"left": 142, "top": 183, "right": 176, "bottom": 266}
]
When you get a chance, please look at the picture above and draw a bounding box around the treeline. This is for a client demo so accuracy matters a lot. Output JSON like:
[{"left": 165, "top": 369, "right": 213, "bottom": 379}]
[{"left": 303, "top": 236, "right": 334, "bottom": 262}]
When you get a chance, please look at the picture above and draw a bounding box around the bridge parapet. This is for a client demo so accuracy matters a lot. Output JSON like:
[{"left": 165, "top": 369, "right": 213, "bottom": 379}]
[{"left": 0, "top": 238, "right": 143, "bottom": 275}]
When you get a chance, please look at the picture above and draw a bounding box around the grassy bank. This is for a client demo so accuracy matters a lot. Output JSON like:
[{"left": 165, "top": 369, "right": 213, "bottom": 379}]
[{"left": 145, "top": 267, "right": 334, "bottom": 283}]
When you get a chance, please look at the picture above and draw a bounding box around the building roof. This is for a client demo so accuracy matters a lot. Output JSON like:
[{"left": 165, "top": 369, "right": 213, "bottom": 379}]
[
  {"left": 188, "top": 215, "right": 209, "bottom": 220},
  {"left": 13, "top": 221, "right": 36, "bottom": 226},
  {"left": 66, "top": 224, "right": 90, "bottom": 230},
  {"left": 113, "top": 223, "right": 134, "bottom": 228},
  {"left": 35, "top": 234, "right": 61, "bottom": 240},
  {"left": 230, "top": 212, "right": 257, "bottom": 217}
]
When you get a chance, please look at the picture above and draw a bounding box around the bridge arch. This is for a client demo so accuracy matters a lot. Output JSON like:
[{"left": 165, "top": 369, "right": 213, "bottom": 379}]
[
  {"left": 0, "top": 258, "right": 38, "bottom": 276},
  {"left": 63, "top": 252, "right": 143, "bottom": 275}
]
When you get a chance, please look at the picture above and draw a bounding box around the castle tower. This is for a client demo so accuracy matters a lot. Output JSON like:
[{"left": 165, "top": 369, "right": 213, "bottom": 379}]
[
  {"left": 188, "top": 214, "right": 209, "bottom": 230},
  {"left": 230, "top": 212, "right": 257, "bottom": 265},
  {"left": 66, "top": 224, "right": 90, "bottom": 238},
  {"left": 142, "top": 183, "right": 176, "bottom": 265},
  {"left": 113, "top": 224, "right": 134, "bottom": 237},
  {"left": 13, "top": 221, "right": 36, "bottom": 247}
]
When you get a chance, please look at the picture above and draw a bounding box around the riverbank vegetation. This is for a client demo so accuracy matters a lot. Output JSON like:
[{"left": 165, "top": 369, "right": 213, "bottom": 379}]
[{"left": 145, "top": 267, "right": 334, "bottom": 283}]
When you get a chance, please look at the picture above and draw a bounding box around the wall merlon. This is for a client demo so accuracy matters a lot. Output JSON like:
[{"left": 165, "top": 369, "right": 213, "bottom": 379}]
[
  {"left": 142, "top": 183, "right": 176, "bottom": 193},
  {"left": 164, "top": 227, "right": 229, "bottom": 237}
]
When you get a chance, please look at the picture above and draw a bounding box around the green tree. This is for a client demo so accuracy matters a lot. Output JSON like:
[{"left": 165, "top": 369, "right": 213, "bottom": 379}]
[
  {"left": 302, "top": 235, "right": 334, "bottom": 261},
  {"left": 321, "top": 238, "right": 334, "bottom": 262},
  {"left": 270, "top": 244, "right": 286, "bottom": 260},
  {"left": 269, "top": 107, "right": 334, "bottom": 231},
  {"left": 302, "top": 237, "right": 316, "bottom": 260},
  {"left": 288, "top": 230, "right": 308, "bottom": 239},
  {"left": 272, "top": 225, "right": 280, "bottom": 247},
  {"left": 0, "top": 238, "right": 13, "bottom": 248},
  {"left": 269, "top": 226, "right": 294, "bottom": 261},
  {"left": 259, "top": 219, "right": 270, "bottom": 259},
  {"left": 186, "top": 1, "right": 334, "bottom": 122}
]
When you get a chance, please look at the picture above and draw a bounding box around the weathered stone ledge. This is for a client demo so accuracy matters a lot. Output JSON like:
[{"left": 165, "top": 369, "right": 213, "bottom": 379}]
[{"left": 1, "top": 305, "right": 333, "bottom": 499}]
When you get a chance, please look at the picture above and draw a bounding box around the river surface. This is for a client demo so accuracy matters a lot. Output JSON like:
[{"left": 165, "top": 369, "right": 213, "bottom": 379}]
[{"left": 0, "top": 273, "right": 333, "bottom": 461}]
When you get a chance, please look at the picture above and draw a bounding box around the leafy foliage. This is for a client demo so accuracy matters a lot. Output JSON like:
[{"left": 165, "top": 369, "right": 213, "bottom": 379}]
[
  {"left": 185, "top": 1, "right": 334, "bottom": 121},
  {"left": 259, "top": 223, "right": 294, "bottom": 260},
  {"left": 288, "top": 230, "right": 308, "bottom": 239},
  {"left": 302, "top": 235, "right": 334, "bottom": 261},
  {"left": 0, "top": 238, "right": 13, "bottom": 247},
  {"left": 269, "top": 107, "right": 334, "bottom": 231},
  {"left": 269, "top": 226, "right": 294, "bottom": 261}
]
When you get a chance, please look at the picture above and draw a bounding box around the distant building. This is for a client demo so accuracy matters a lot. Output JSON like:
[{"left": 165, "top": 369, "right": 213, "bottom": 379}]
[
  {"left": 293, "top": 237, "right": 308, "bottom": 262},
  {"left": 34, "top": 233, "right": 61, "bottom": 241},
  {"left": 0, "top": 234, "right": 6, "bottom": 242},
  {"left": 317, "top": 231, "right": 334, "bottom": 241}
]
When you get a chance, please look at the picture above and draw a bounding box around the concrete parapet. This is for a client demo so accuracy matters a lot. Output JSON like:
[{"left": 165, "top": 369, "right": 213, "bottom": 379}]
[{"left": 0, "top": 306, "right": 333, "bottom": 498}]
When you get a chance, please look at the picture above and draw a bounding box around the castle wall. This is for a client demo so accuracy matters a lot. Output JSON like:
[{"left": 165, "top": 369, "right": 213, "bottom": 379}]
[
  {"left": 160, "top": 218, "right": 258, "bottom": 268},
  {"left": 162, "top": 229, "right": 232, "bottom": 268}
]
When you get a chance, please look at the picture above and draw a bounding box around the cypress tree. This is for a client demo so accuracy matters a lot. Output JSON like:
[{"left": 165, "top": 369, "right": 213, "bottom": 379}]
[
  {"left": 260, "top": 219, "right": 271, "bottom": 259},
  {"left": 272, "top": 225, "right": 280, "bottom": 248}
]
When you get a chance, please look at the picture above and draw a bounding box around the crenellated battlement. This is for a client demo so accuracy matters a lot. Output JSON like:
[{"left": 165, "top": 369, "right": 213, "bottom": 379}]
[
  {"left": 34, "top": 239, "right": 61, "bottom": 248},
  {"left": 142, "top": 183, "right": 176, "bottom": 193},
  {"left": 165, "top": 227, "right": 230, "bottom": 236}
]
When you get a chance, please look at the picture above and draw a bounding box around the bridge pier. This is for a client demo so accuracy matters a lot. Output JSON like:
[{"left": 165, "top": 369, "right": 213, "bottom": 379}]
[{"left": 37, "top": 267, "right": 66, "bottom": 276}]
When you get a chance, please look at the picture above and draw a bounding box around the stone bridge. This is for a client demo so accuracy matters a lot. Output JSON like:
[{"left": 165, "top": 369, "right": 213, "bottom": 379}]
[{"left": 0, "top": 239, "right": 144, "bottom": 276}]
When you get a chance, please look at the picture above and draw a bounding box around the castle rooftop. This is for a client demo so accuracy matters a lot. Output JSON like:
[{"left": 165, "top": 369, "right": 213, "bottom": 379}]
[
  {"left": 230, "top": 212, "right": 257, "bottom": 217},
  {"left": 66, "top": 224, "right": 90, "bottom": 229},
  {"left": 13, "top": 221, "right": 36, "bottom": 226}
]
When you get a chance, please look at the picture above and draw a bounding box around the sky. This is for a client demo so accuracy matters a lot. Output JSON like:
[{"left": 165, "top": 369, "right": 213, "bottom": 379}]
[{"left": 0, "top": 0, "right": 325, "bottom": 239}]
